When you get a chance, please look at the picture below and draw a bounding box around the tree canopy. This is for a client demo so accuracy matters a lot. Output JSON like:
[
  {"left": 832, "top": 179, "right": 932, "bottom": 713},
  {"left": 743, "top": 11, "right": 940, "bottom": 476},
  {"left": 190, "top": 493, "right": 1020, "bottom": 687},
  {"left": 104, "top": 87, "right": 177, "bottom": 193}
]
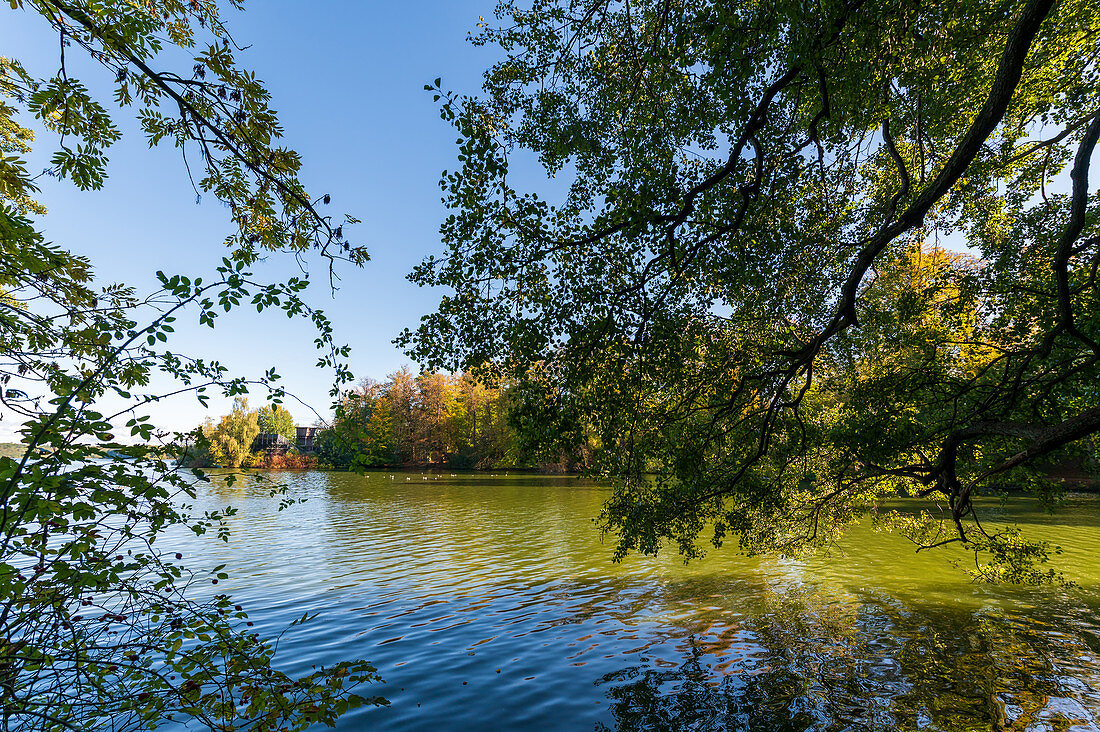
[
  {"left": 314, "top": 368, "right": 573, "bottom": 471},
  {"left": 204, "top": 397, "right": 262, "bottom": 468},
  {"left": 256, "top": 402, "right": 296, "bottom": 441},
  {"left": 404, "top": 0, "right": 1100, "bottom": 580}
]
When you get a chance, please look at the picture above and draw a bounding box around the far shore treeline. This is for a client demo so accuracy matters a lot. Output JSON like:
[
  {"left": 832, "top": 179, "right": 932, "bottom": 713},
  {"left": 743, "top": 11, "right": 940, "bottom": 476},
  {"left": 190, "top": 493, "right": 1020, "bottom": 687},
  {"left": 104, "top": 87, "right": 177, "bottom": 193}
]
[{"left": 183, "top": 366, "right": 588, "bottom": 472}]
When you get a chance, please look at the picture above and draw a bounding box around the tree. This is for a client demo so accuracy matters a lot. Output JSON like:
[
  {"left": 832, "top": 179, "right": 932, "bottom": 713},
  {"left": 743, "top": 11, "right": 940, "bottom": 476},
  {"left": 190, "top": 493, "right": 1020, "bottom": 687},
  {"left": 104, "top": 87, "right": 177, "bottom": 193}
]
[
  {"left": 452, "top": 371, "right": 517, "bottom": 468},
  {"left": 386, "top": 366, "right": 418, "bottom": 464},
  {"left": 1, "top": 1, "right": 380, "bottom": 729},
  {"left": 414, "top": 372, "right": 460, "bottom": 463},
  {"left": 405, "top": 0, "right": 1100, "bottom": 580},
  {"left": 256, "top": 403, "right": 296, "bottom": 441},
  {"left": 314, "top": 369, "right": 528, "bottom": 469},
  {"left": 207, "top": 397, "right": 261, "bottom": 468},
  {"left": 315, "top": 378, "right": 395, "bottom": 468}
]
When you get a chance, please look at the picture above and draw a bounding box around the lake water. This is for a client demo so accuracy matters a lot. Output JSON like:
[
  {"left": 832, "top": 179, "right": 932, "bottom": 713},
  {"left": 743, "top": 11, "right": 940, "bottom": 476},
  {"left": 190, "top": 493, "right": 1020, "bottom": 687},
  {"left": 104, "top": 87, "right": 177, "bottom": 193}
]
[{"left": 177, "top": 470, "right": 1100, "bottom": 731}]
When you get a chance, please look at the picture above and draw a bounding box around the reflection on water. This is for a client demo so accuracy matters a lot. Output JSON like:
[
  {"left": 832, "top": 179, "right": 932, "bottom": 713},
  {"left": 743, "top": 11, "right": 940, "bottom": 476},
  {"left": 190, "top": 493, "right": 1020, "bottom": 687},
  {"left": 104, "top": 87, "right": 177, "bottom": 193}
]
[
  {"left": 597, "top": 591, "right": 1100, "bottom": 731},
  {"left": 175, "top": 471, "right": 1100, "bottom": 731}
]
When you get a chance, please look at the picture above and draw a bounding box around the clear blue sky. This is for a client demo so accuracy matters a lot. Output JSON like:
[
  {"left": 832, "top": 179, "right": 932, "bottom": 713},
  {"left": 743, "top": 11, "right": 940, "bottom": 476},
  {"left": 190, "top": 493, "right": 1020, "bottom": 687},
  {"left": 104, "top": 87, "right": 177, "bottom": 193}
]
[{"left": 2, "top": 1, "right": 504, "bottom": 436}]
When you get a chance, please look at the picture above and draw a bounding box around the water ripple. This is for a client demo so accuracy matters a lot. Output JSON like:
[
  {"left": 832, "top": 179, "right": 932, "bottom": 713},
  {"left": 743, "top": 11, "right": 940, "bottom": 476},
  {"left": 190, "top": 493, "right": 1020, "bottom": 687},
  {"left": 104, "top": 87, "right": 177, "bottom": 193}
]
[{"left": 167, "top": 471, "right": 1100, "bottom": 731}]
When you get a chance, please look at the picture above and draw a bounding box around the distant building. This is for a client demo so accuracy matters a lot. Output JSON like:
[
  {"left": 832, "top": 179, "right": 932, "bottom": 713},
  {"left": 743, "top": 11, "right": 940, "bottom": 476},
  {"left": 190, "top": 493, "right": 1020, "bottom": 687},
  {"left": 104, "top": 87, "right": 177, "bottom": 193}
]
[
  {"left": 252, "top": 427, "right": 324, "bottom": 453},
  {"left": 252, "top": 433, "right": 291, "bottom": 452},
  {"left": 296, "top": 426, "right": 320, "bottom": 451}
]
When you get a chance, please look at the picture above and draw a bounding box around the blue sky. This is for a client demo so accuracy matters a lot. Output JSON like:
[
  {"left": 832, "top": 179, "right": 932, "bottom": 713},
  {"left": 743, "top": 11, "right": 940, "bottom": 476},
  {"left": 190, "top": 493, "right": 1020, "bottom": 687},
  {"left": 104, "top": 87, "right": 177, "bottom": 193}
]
[{"left": 2, "top": 1, "right": 505, "bottom": 436}]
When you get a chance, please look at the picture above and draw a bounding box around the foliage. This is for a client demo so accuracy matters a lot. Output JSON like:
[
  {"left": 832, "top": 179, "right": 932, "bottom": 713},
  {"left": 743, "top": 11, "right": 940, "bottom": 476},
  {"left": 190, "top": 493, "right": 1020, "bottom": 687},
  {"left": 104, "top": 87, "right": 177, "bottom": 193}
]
[
  {"left": 195, "top": 397, "right": 262, "bottom": 469},
  {"left": 249, "top": 450, "right": 320, "bottom": 470},
  {"left": 256, "top": 403, "right": 296, "bottom": 442},
  {"left": 405, "top": 0, "right": 1100, "bottom": 580},
  {"left": 316, "top": 369, "right": 534, "bottom": 470},
  {"left": 1, "top": 1, "right": 381, "bottom": 730}
]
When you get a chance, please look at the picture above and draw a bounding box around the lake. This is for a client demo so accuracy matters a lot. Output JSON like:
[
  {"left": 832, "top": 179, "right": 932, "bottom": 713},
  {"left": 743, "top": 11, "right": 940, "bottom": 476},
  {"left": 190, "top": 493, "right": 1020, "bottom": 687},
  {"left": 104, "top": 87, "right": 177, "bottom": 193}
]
[{"left": 176, "top": 470, "right": 1100, "bottom": 731}]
